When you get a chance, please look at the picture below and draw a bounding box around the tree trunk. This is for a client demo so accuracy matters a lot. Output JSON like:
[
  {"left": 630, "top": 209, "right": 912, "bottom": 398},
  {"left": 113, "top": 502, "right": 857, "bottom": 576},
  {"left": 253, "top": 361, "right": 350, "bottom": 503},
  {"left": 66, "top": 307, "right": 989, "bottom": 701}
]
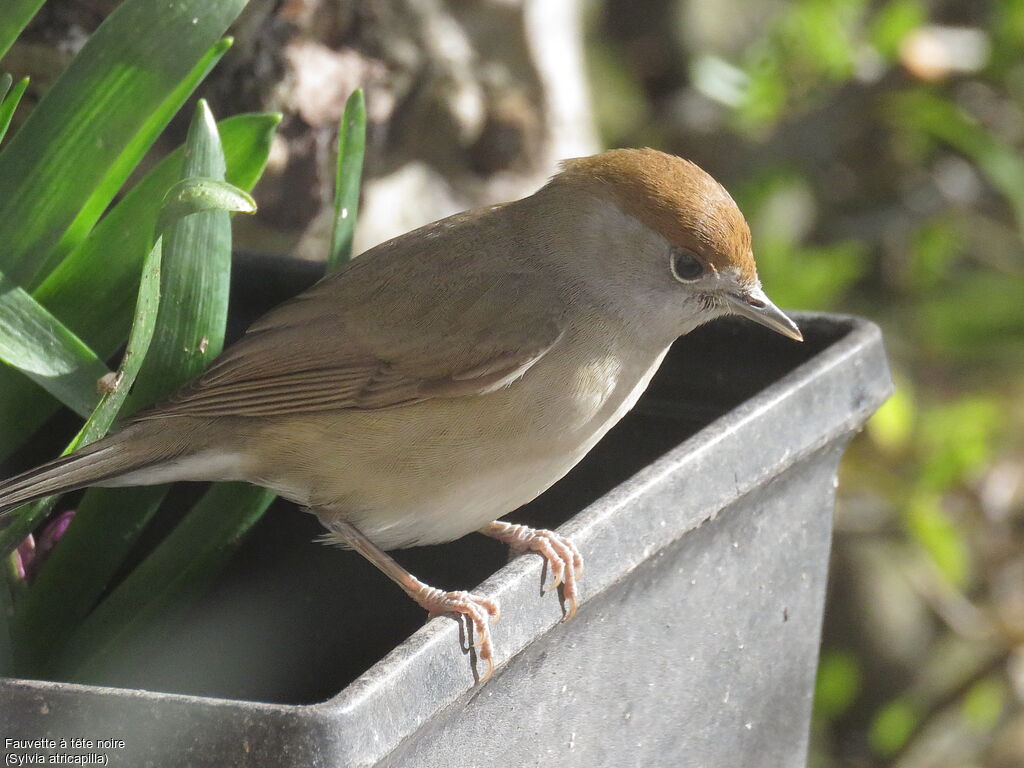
[{"left": 4, "top": 0, "right": 597, "bottom": 259}]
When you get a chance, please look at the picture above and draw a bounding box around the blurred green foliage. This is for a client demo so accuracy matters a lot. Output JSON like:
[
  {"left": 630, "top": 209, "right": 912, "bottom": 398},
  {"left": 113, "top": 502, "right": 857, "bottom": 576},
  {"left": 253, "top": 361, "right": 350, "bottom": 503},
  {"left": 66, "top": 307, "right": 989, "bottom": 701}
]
[
  {"left": 0, "top": 0, "right": 285, "bottom": 685},
  {"left": 590, "top": 0, "right": 1024, "bottom": 765},
  {"left": 870, "top": 696, "right": 921, "bottom": 757},
  {"left": 816, "top": 649, "right": 864, "bottom": 720},
  {"left": 963, "top": 677, "right": 1008, "bottom": 733}
]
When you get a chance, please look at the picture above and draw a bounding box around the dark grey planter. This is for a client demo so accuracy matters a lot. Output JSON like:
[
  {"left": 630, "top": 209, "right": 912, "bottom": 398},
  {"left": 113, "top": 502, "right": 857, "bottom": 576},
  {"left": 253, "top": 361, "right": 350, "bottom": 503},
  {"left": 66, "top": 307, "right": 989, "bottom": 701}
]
[{"left": 0, "top": 255, "right": 891, "bottom": 768}]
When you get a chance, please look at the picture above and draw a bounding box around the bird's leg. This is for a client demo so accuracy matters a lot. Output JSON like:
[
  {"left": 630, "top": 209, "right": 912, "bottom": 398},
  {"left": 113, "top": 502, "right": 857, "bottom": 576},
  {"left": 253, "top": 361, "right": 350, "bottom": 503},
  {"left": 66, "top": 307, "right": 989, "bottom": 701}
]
[
  {"left": 480, "top": 521, "right": 583, "bottom": 620},
  {"left": 324, "top": 518, "right": 500, "bottom": 682}
]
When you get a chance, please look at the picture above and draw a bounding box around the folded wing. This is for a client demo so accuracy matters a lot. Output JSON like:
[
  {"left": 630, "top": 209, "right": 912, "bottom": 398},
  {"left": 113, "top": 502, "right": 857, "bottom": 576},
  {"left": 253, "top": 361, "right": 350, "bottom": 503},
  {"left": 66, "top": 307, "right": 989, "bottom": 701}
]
[{"left": 135, "top": 217, "right": 565, "bottom": 419}]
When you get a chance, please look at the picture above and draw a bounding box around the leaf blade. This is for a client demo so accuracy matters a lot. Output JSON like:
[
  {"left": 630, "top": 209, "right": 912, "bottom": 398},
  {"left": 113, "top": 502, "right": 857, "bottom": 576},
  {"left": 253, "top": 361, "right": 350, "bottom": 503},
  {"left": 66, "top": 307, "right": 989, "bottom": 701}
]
[
  {"left": 0, "top": 274, "right": 108, "bottom": 417},
  {"left": 44, "top": 38, "right": 235, "bottom": 268},
  {"left": 0, "top": 0, "right": 46, "bottom": 61},
  {"left": 0, "top": 0, "right": 248, "bottom": 287},
  {"left": 15, "top": 100, "right": 243, "bottom": 674},
  {"left": 0, "top": 113, "right": 280, "bottom": 461},
  {"left": 54, "top": 484, "right": 275, "bottom": 680},
  {"left": 125, "top": 100, "right": 232, "bottom": 410},
  {"left": 0, "top": 238, "right": 163, "bottom": 566},
  {"left": 0, "top": 75, "right": 28, "bottom": 145},
  {"left": 328, "top": 88, "right": 366, "bottom": 270}
]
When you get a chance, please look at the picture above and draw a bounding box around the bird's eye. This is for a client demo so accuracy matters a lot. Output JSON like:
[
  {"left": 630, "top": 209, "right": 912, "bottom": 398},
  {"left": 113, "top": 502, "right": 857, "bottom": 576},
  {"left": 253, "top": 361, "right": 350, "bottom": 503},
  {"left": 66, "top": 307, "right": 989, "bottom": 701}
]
[{"left": 670, "top": 248, "right": 704, "bottom": 282}]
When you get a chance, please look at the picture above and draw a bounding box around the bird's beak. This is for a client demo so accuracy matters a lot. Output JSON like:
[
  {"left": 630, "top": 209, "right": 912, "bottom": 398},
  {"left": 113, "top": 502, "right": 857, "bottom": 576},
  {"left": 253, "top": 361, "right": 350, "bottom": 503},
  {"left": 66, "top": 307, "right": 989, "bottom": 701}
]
[{"left": 724, "top": 287, "right": 803, "bottom": 342}]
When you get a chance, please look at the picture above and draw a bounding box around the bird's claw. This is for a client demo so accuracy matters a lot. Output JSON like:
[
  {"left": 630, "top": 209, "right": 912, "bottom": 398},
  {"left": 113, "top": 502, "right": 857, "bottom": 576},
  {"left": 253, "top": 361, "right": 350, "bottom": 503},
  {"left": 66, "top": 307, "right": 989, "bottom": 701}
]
[
  {"left": 414, "top": 586, "right": 500, "bottom": 682},
  {"left": 486, "top": 522, "right": 584, "bottom": 621}
]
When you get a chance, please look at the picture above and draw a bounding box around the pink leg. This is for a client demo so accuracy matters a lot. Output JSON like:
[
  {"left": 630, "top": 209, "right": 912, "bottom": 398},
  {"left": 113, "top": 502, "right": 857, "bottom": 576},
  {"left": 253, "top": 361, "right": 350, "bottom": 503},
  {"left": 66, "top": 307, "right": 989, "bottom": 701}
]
[
  {"left": 480, "top": 521, "right": 584, "bottom": 620},
  {"left": 326, "top": 518, "right": 500, "bottom": 682}
]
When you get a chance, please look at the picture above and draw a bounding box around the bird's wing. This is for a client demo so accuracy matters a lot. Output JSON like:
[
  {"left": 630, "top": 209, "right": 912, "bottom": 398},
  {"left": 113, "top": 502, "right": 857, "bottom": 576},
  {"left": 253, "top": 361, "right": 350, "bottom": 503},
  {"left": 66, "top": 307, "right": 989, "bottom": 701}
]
[{"left": 135, "top": 230, "right": 565, "bottom": 419}]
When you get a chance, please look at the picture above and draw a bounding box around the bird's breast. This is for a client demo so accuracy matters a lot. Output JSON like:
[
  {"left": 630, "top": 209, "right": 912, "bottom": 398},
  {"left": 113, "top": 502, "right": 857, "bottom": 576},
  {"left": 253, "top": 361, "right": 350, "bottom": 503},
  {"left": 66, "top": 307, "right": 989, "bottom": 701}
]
[
  {"left": 249, "top": 336, "right": 669, "bottom": 549},
  {"left": 523, "top": 338, "right": 667, "bottom": 448}
]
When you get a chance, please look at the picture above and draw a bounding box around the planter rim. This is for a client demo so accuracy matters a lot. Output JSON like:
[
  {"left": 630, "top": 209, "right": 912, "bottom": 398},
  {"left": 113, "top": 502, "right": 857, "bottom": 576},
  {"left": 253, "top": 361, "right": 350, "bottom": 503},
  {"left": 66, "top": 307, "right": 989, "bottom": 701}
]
[{"left": 1, "top": 311, "right": 892, "bottom": 762}]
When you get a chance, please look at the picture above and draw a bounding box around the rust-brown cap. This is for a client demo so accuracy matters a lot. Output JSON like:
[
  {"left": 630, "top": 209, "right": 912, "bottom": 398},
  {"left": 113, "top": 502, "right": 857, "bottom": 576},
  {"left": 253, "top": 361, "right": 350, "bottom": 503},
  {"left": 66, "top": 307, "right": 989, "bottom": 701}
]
[{"left": 552, "top": 148, "right": 756, "bottom": 284}]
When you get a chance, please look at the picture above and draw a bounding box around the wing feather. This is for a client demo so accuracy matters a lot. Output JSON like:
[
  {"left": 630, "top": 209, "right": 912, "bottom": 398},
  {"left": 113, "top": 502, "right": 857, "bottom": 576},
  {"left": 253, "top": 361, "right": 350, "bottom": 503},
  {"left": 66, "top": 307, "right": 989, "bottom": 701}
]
[{"left": 134, "top": 208, "right": 566, "bottom": 421}]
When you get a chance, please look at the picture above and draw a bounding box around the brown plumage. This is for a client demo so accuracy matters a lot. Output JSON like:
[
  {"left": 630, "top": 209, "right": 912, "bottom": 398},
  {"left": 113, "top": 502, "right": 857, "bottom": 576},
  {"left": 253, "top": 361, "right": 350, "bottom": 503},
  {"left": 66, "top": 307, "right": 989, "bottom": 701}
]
[
  {"left": 0, "top": 148, "right": 800, "bottom": 682},
  {"left": 554, "top": 147, "right": 756, "bottom": 283}
]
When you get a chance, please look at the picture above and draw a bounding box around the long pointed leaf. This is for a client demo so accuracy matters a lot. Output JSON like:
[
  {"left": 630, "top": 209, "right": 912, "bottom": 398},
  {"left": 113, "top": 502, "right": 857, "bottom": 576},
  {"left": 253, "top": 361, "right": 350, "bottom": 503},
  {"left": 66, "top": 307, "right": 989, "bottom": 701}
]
[
  {"left": 0, "top": 0, "right": 248, "bottom": 287},
  {"left": 71, "top": 96, "right": 374, "bottom": 681},
  {"left": 9, "top": 235, "right": 162, "bottom": 675},
  {"left": 63, "top": 241, "right": 162, "bottom": 448},
  {"left": 10, "top": 488, "right": 165, "bottom": 676},
  {"left": 45, "top": 38, "right": 234, "bottom": 269},
  {"left": 0, "top": 275, "right": 108, "bottom": 417},
  {"left": 0, "top": 556, "right": 16, "bottom": 673},
  {"left": 54, "top": 484, "right": 275, "bottom": 680},
  {"left": 0, "top": 75, "right": 28, "bottom": 145},
  {"left": 893, "top": 91, "right": 1024, "bottom": 240},
  {"left": 20, "top": 100, "right": 238, "bottom": 675},
  {"left": 127, "top": 100, "right": 232, "bottom": 407},
  {"left": 0, "top": 114, "right": 280, "bottom": 461},
  {"left": 0, "top": 0, "right": 46, "bottom": 61},
  {"left": 0, "top": 238, "right": 163, "bottom": 569},
  {"left": 329, "top": 88, "right": 366, "bottom": 269}
]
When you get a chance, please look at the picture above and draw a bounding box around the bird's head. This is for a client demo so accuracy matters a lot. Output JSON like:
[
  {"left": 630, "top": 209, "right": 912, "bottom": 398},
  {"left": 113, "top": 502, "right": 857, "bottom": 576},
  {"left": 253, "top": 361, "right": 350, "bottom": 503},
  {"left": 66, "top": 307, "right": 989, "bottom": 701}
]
[{"left": 537, "top": 147, "right": 802, "bottom": 345}]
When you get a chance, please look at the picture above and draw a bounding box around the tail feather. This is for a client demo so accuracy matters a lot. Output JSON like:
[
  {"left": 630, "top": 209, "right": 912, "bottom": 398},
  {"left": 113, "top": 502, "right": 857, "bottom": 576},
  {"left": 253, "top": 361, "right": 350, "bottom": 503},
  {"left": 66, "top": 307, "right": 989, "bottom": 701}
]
[{"left": 0, "top": 428, "right": 171, "bottom": 517}]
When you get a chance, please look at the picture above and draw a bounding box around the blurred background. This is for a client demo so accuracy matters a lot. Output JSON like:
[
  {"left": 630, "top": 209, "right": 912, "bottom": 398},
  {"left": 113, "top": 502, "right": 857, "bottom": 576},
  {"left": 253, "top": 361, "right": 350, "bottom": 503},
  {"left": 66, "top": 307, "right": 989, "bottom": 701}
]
[
  {"left": 8, "top": 0, "right": 1024, "bottom": 765},
  {"left": 584, "top": 2, "right": 1024, "bottom": 766}
]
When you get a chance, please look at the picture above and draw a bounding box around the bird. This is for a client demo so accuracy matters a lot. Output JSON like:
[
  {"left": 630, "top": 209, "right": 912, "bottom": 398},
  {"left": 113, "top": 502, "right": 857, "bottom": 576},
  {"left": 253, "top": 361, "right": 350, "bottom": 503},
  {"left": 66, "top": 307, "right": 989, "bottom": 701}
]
[{"left": 0, "top": 147, "right": 802, "bottom": 681}]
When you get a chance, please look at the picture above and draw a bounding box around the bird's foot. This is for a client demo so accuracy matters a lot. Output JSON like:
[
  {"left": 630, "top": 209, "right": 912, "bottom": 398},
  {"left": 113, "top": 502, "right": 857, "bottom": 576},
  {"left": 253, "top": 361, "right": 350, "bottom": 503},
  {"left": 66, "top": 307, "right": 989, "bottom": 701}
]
[
  {"left": 481, "top": 521, "right": 583, "bottom": 620},
  {"left": 410, "top": 582, "right": 500, "bottom": 682}
]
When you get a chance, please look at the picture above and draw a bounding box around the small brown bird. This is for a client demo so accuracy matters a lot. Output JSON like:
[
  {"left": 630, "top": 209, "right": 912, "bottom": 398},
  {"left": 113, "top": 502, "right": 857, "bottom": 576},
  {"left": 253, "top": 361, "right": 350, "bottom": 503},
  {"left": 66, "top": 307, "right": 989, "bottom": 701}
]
[{"left": 0, "top": 148, "right": 801, "bottom": 680}]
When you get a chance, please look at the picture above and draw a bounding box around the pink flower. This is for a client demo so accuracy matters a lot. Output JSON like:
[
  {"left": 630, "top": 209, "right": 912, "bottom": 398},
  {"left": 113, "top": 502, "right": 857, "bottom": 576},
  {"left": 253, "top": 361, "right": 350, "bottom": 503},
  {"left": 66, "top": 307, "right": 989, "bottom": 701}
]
[
  {"left": 15, "top": 510, "right": 76, "bottom": 582},
  {"left": 14, "top": 535, "right": 34, "bottom": 580}
]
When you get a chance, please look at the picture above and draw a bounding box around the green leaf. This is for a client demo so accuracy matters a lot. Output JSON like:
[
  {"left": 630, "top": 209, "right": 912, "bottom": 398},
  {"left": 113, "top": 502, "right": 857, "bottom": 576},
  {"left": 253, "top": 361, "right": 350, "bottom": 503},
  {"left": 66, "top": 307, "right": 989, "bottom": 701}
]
[
  {"left": 39, "top": 117, "right": 275, "bottom": 360},
  {"left": 68, "top": 240, "right": 163, "bottom": 448},
  {"left": 45, "top": 38, "right": 234, "bottom": 272},
  {"left": 55, "top": 484, "right": 275, "bottom": 681},
  {"left": 0, "top": 0, "right": 248, "bottom": 288},
  {"left": 126, "top": 100, "right": 232, "bottom": 408},
  {"left": 917, "top": 272, "right": 1024, "bottom": 363},
  {"left": 17, "top": 100, "right": 248, "bottom": 677},
  {"left": 908, "top": 217, "right": 963, "bottom": 291},
  {"left": 891, "top": 91, "right": 1024, "bottom": 240},
  {"left": 0, "top": 557, "right": 16, "bottom": 673},
  {"left": 814, "top": 649, "right": 862, "bottom": 721},
  {"left": 157, "top": 177, "right": 256, "bottom": 235},
  {"left": 0, "top": 0, "right": 46, "bottom": 61},
  {"left": 0, "top": 274, "right": 109, "bottom": 417},
  {"left": 758, "top": 239, "right": 868, "bottom": 310},
  {"left": 990, "top": 0, "right": 1024, "bottom": 72},
  {"left": 904, "top": 492, "right": 970, "bottom": 587},
  {"left": 329, "top": 88, "right": 366, "bottom": 270},
  {"left": 11, "top": 488, "right": 165, "bottom": 676},
  {"left": 962, "top": 677, "right": 1006, "bottom": 732},
  {"left": 9, "top": 239, "right": 166, "bottom": 675},
  {"left": 736, "top": 47, "right": 787, "bottom": 130},
  {"left": 0, "top": 239, "right": 163, "bottom": 567},
  {"left": 869, "top": 0, "right": 926, "bottom": 59},
  {"left": 0, "top": 113, "right": 280, "bottom": 462},
  {"left": 869, "top": 697, "right": 920, "bottom": 756},
  {"left": 737, "top": 166, "right": 869, "bottom": 308},
  {"left": 779, "top": 0, "right": 860, "bottom": 82},
  {"left": 0, "top": 75, "right": 28, "bottom": 145},
  {"left": 918, "top": 396, "right": 1003, "bottom": 491},
  {"left": 866, "top": 377, "right": 915, "bottom": 455}
]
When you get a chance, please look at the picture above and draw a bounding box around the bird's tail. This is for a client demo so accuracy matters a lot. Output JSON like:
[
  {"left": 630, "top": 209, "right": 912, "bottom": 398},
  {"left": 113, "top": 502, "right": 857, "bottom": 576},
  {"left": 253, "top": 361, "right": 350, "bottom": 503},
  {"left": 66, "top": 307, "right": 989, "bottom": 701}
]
[{"left": 0, "top": 425, "right": 181, "bottom": 517}]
